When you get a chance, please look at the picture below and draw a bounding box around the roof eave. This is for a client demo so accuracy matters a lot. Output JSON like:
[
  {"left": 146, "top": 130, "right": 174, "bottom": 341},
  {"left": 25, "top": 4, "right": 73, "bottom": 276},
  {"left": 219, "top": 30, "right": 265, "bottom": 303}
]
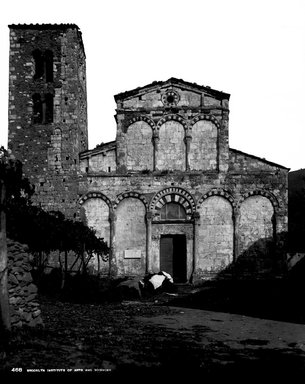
[
  {"left": 230, "top": 148, "right": 290, "bottom": 170},
  {"left": 114, "top": 77, "right": 230, "bottom": 102}
]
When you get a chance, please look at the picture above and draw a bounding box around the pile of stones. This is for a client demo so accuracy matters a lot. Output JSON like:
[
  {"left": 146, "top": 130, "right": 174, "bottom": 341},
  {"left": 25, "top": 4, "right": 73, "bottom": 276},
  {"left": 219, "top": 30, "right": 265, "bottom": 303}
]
[{"left": 7, "top": 239, "right": 43, "bottom": 328}]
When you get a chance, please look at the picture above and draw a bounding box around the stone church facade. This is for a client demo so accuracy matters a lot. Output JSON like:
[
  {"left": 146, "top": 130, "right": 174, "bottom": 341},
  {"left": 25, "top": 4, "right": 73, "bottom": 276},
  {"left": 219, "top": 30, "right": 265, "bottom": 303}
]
[{"left": 8, "top": 24, "right": 289, "bottom": 283}]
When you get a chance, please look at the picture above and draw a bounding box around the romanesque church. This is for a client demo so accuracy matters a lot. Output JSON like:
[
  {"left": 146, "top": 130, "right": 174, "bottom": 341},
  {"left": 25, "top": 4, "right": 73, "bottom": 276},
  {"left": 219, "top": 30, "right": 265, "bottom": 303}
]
[{"left": 8, "top": 24, "right": 289, "bottom": 283}]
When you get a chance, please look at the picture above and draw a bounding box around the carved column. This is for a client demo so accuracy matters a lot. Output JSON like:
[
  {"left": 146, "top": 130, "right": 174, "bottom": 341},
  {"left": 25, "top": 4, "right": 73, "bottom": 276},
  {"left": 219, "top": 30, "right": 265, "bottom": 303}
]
[
  {"left": 108, "top": 209, "right": 117, "bottom": 277},
  {"left": 192, "top": 211, "right": 200, "bottom": 282},
  {"left": 145, "top": 211, "right": 153, "bottom": 274},
  {"left": 152, "top": 131, "right": 159, "bottom": 171}
]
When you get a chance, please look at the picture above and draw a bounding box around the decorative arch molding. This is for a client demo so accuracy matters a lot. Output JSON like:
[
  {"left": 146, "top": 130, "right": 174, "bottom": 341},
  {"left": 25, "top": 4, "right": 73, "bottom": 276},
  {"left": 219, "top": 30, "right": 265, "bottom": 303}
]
[
  {"left": 190, "top": 114, "right": 220, "bottom": 129},
  {"left": 196, "top": 189, "right": 236, "bottom": 210},
  {"left": 238, "top": 190, "right": 279, "bottom": 212},
  {"left": 150, "top": 187, "right": 196, "bottom": 220},
  {"left": 127, "top": 115, "right": 156, "bottom": 131},
  {"left": 113, "top": 191, "right": 149, "bottom": 210},
  {"left": 79, "top": 191, "right": 112, "bottom": 209},
  {"left": 156, "top": 114, "right": 188, "bottom": 131}
]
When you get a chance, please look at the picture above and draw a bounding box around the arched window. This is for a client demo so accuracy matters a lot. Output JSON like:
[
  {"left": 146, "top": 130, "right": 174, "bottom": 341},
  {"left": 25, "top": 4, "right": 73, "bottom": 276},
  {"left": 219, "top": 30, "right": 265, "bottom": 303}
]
[
  {"left": 32, "top": 49, "right": 53, "bottom": 82},
  {"left": 160, "top": 202, "right": 187, "bottom": 220},
  {"left": 32, "top": 93, "right": 53, "bottom": 124}
]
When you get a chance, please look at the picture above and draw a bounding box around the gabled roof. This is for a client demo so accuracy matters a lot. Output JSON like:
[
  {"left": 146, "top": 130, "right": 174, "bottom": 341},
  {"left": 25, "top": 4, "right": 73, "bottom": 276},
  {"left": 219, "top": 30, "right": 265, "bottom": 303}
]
[
  {"left": 79, "top": 141, "right": 116, "bottom": 159},
  {"left": 114, "top": 77, "right": 230, "bottom": 101},
  {"left": 230, "top": 148, "right": 290, "bottom": 170}
]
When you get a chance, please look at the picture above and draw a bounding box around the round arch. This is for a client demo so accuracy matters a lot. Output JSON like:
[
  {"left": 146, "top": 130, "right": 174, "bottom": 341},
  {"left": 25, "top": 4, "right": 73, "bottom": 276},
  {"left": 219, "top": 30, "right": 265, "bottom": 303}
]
[
  {"left": 156, "top": 114, "right": 188, "bottom": 131},
  {"left": 196, "top": 189, "right": 236, "bottom": 211},
  {"left": 238, "top": 190, "right": 279, "bottom": 213},
  {"left": 79, "top": 191, "right": 112, "bottom": 209},
  {"left": 190, "top": 114, "right": 220, "bottom": 129},
  {"left": 150, "top": 187, "right": 196, "bottom": 221},
  {"left": 113, "top": 191, "right": 149, "bottom": 211},
  {"left": 127, "top": 115, "right": 155, "bottom": 131}
]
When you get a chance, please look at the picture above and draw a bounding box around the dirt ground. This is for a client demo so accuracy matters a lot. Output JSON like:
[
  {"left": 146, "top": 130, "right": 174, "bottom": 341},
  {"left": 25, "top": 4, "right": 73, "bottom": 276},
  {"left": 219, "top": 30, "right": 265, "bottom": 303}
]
[{"left": 1, "top": 281, "right": 305, "bottom": 380}]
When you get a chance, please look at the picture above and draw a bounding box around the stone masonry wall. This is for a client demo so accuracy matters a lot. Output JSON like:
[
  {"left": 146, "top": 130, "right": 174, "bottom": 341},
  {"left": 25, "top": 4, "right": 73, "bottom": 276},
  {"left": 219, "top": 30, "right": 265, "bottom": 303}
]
[
  {"left": 121, "top": 88, "right": 210, "bottom": 110},
  {"left": 7, "top": 239, "right": 43, "bottom": 328},
  {"left": 197, "top": 196, "right": 233, "bottom": 276},
  {"left": 80, "top": 168, "right": 287, "bottom": 216},
  {"left": 82, "top": 198, "right": 110, "bottom": 243},
  {"left": 115, "top": 81, "right": 229, "bottom": 174},
  {"left": 157, "top": 121, "right": 185, "bottom": 171},
  {"left": 79, "top": 159, "right": 288, "bottom": 279},
  {"left": 239, "top": 196, "right": 274, "bottom": 254},
  {"left": 189, "top": 120, "right": 217, "bottom": 171},
  {"left": 82, "top": 198, "right": 110, "bottom": 275},
  {"left": 229, "top": 149, "right": 285, "bottom": 172},
  {"left": 80, "top": 148, "right": 117, "bottom": 174},
  {"left": 236, "top": 196, "right": 275, "bottom": 276},
  {"left": 115, "top": 197, "right": 146, "bottom": 276},
  {"left": 126, "top": 121, "right": 153, "bottom": 171},
  {"left": 90, "top": 150, "right": 116, "bottom": 173},
  {"left": 8, "top": 25, "right": 87, "bottom": 220}
]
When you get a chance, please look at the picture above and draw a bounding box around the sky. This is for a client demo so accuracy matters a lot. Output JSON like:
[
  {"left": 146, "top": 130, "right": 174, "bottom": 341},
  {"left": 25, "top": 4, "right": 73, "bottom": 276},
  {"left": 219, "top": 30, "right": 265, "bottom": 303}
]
[{"left": 0, "top": 0, "right": 304, "bottom": 171}]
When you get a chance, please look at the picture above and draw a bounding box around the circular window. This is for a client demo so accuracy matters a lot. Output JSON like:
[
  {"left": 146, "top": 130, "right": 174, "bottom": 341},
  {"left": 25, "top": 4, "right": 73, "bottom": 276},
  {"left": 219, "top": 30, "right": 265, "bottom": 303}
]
[
  {"left": 161, "top": 90, "right": 180, "bottom": 106},
  {"left": 167, "top": 95, "right": 175, "bottom": 104}
]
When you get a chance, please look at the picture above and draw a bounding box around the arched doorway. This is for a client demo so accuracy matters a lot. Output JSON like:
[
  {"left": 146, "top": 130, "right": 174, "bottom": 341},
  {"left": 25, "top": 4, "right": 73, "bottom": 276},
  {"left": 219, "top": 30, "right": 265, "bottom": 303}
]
[{"left": 159, "top": 202, "right": 187, "bottom": 283}]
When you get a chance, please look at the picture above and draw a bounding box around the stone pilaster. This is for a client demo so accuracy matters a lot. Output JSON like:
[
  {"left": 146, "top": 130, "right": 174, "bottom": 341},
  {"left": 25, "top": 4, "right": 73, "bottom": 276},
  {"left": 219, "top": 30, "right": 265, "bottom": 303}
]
[
  {"left": 218, "top": 108, "right": 229, "bottom": 173},
  {"left": 145, "top": 211, "right": 153, "bottom": 274},
  {"left": 233, "top": 209, "right": 240, "bottom": 263},
  {"left": 191, "top": 211, "right": 200, "bottom": 283},
  {"left": 115, "top": 113, "right": 127, "bottom": 173},
  {"left": 152, "top": 132, "right": 159, "bottom": 171},
  {"left": 109, "top": 209, "right": 117, "bottom": 277},
  {"left": 184, "top": 133, "right": 192, "bottom": 171}
]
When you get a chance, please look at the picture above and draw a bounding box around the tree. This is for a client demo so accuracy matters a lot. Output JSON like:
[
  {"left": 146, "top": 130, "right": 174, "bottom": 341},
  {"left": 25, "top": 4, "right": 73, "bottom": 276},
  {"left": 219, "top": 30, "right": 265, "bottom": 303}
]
[
  {"left": 4, "top": 172, "right": 109, "bottom": 287},
  {"left": 0, "top": 147, "right": 109, "bottom": 306}
]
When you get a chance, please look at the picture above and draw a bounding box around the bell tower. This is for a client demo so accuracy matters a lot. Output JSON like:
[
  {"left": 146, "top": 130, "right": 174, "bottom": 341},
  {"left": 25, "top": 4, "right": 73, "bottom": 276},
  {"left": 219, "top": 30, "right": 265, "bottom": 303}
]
[{"left": 8, "top": 24, "right": 88, "bottom": 217}]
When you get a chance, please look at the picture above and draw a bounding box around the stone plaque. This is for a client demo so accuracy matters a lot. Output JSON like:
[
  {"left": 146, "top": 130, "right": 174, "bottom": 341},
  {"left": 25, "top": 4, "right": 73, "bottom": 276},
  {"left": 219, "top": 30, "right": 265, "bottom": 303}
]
[{"left": 124, "top": 249, "right": 142, "bottom": 259}]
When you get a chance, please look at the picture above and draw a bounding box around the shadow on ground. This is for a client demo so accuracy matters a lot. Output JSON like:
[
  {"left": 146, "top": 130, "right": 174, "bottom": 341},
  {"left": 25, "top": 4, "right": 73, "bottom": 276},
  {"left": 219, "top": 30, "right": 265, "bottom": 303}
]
[
  {"left": 1, "top": 275, "right": 305, "bottom": 380},
  {"left": 1, "top": 294, "right": 305, "bottom": 380},
  {"left": 165, "top": 278, "right": 305, "bottom": 325}
]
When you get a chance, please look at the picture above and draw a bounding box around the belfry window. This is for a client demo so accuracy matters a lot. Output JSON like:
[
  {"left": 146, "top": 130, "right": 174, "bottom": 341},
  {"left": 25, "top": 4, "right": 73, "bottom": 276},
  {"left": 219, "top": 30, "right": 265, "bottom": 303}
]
[
  {"left": 32, "top": 93, "right": 53, "bottom": 124},
  {"left": 44, "top": 94, "right": 54, "bottom": 123},
  {"left": 32, "top": 49, "right": 53, "bottom": 82},
  {"left": 32, "top": 93, "right": 42, "bottom": 123},
  {"left": 33, "top": 49, "right": 44, "bottom": 80},
  {"left": 45, "top": 50, "right": 53, "bottom": 82},
  {"left": 160, "top": 202, "right": 187, "bottom": 220}
]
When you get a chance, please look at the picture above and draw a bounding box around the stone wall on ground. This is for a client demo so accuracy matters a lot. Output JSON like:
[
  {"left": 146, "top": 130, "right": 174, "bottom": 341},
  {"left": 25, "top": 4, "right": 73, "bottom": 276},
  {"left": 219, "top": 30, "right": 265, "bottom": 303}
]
[{"left": 7, "top": 239, "right": 43, "bottom": 328}]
